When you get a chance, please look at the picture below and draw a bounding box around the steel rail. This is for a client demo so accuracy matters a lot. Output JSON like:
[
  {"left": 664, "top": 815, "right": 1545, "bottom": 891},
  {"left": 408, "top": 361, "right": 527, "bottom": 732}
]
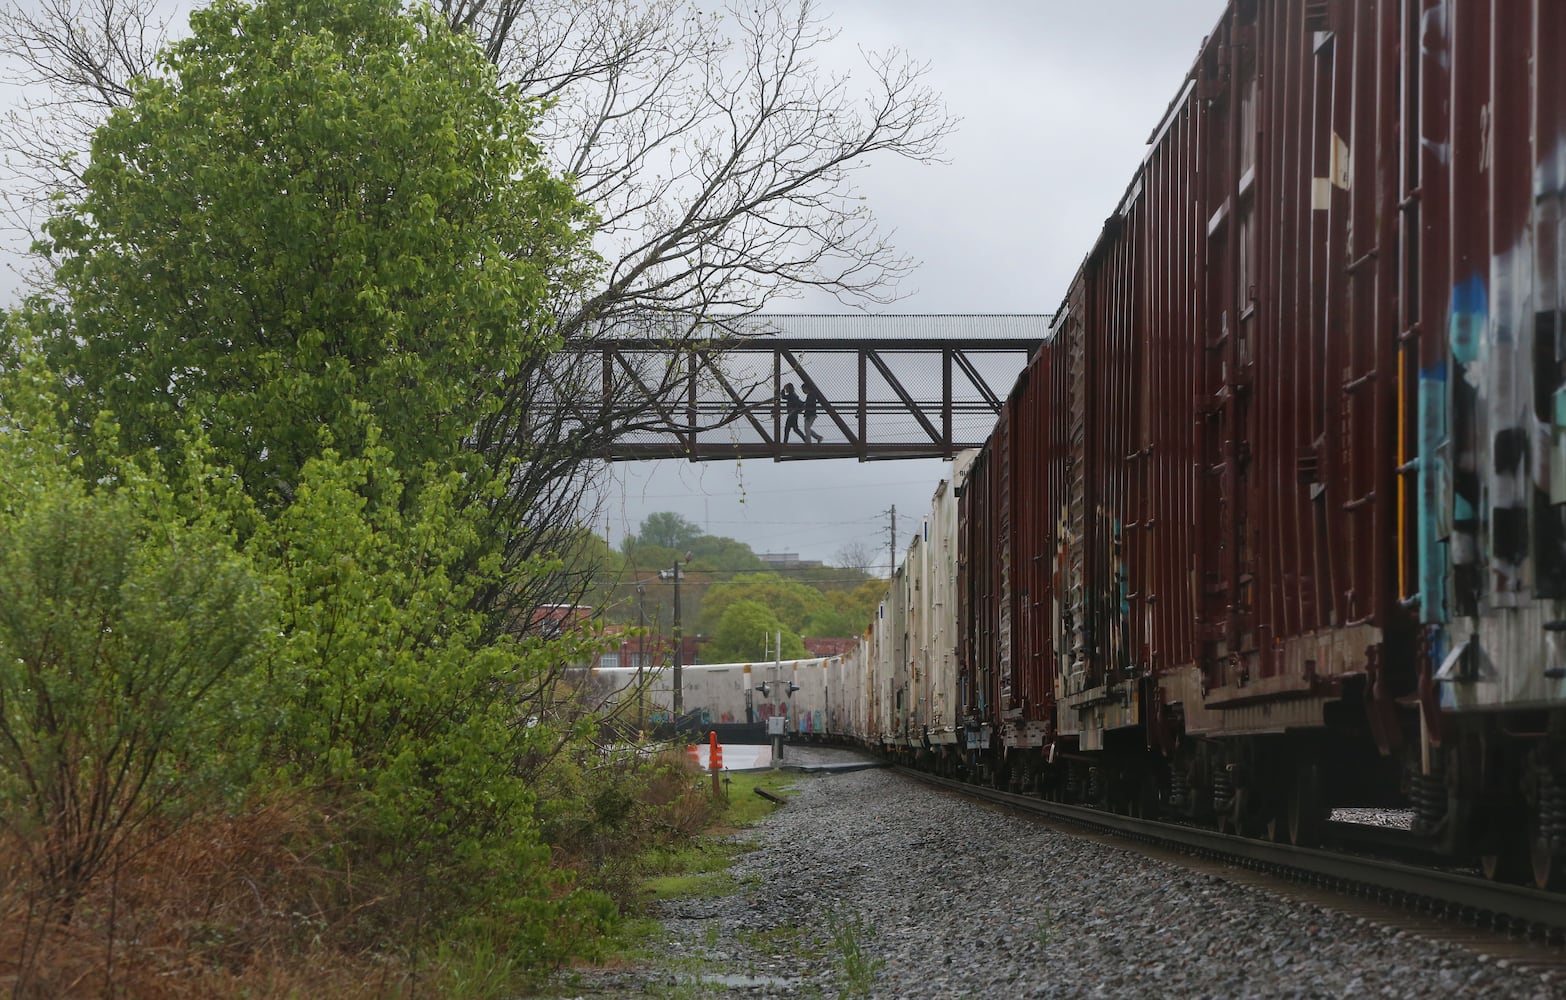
[{"left": 896, "top": 767, "right": 1566, "bottom": 936}]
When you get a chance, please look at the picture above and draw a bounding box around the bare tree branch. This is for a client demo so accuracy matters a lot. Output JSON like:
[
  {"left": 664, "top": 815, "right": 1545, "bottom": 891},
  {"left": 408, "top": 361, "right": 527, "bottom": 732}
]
[{"left": 0, "top": 0, "right": 171, "bottom": 268}]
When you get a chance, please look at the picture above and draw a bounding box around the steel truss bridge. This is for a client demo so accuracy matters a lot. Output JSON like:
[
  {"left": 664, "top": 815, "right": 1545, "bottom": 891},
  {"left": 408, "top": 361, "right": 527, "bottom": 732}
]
[{"left": 561, "top": 314, "right": 1048, "bottom": 462}]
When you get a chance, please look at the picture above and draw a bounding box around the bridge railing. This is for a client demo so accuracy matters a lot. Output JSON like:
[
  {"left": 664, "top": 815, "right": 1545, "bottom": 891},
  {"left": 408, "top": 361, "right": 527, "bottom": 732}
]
[{"left": 551, "top": 314, "right": 1049, "bottom": 462}]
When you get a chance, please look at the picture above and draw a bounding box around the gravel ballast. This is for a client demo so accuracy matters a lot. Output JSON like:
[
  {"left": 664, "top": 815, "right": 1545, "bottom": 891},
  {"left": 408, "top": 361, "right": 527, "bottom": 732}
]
[{"left": 554, "top": 748, "right": 1559, "bottom": 998}]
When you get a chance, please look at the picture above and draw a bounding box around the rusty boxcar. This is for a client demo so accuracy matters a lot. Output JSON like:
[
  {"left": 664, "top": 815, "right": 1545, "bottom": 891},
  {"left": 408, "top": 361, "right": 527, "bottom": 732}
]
[{"left": 926, "top": 0, "right": 1566, "bottom": 888}]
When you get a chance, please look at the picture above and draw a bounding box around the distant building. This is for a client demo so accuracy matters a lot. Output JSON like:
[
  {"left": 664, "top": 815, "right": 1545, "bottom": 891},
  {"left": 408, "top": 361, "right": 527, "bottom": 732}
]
[
  {"left": 593, "top": 631, "right": 704, "bottom": 669},
  {"left": 530, "top": 603, "right": 591, "bottom": 638},
  {"left": 535, "top": 604, "right": 707, "bottom": 669},
  {"left": 759, "top": 551, "right": 823, "bottom": 570},
  {"left": 804, "top": 637, "right": 857, "bottom": 658}
]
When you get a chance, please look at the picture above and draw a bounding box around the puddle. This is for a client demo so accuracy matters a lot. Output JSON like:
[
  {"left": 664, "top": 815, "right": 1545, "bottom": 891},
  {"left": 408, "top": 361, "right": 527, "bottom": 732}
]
[{"left": 699, "top": 973, "right": 802, "bottom": 989}]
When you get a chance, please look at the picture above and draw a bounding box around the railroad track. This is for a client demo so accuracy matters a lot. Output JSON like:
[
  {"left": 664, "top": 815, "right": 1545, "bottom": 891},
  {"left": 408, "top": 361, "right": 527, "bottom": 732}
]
[{"left": 895, "top": 766, "right": 1566, "bottom": 953}]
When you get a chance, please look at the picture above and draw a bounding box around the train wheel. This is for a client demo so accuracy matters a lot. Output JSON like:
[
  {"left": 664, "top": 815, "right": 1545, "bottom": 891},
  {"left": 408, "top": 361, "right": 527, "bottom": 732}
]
[
  {"left": 1286, "top": 764, "right": 1326, "bottom": 848},
  {"left": 1480, "top": 847, "right": 1525, "bottom": 883},
  {"left": 1215, "top": 790, "right": 1242, "bottom": 836},
  {"left": 1530, "top": 816, "right": 1566, "bottom": 891},
  {"left": 1134, "top": 772, "right": 1161, "bottom": 820},
  {"left": 991, "top": 754, "right": 1010, "bottom": 791},
  {"left": 1479, "top": 820, "right": 1528, "bottom": 883}
]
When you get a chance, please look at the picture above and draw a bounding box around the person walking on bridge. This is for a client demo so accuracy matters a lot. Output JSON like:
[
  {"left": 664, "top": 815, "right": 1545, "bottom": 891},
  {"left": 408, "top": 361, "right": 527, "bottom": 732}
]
[
  {"left": 803, "top": 384, "right": 825, "bottom": 444},
  {"left": 781, "top": 383, "right": 805, "bottom": 443}
]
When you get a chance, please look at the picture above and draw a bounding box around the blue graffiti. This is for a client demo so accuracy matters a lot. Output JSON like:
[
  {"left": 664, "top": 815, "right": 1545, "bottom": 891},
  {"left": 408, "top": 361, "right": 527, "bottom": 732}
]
[{"left": 1448, "top": 274, "right": 1486, "bottom": 365}]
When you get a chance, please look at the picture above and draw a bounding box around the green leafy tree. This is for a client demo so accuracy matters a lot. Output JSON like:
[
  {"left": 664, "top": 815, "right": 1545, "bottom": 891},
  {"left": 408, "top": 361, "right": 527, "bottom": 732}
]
[
  {"left": 4, "top": 0, "right": 614, "bottom": 964},
  {"left": 553, "top": 526, "right": 626, "bottom": 610},
  {"left": 696, "top": 572, "right": 829, "bottom": 637},
  {"left": 32, "top": 0, "right": 594, "bottom": 507},
  {"left": 806, "top": 579, "right": 885, "bottom": 636},
  {"left": 703, "top": 600, "right": 805, "bottom": 663},
  {"left": 688, "top": 534, "right": 767, "bottom": 574},
  {"left": 626, "top": 512, "right": 703, "bottom": 554},
  {"left": 240, "top": 434, "right": 614, "bottom": 960}
]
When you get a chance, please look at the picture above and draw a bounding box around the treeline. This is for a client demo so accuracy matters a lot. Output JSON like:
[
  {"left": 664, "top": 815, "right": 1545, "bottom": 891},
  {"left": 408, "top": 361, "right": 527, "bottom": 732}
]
[{"left": 569, "top": 511, "right": 886, "bottom": 663}]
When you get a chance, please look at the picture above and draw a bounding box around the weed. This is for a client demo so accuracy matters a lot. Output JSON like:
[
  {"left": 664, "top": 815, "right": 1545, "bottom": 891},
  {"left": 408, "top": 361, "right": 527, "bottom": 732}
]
[
  {"left": 826, "top": 910, "right": 884, "bottom": 999},
  {"left": 1033, "top": 906, "right": 1055, "bottom": 949},
  {"left": 429, "top": 932, "right": 525, "bottom": 1000},
  {"left": 738, "top": 922, "right": 810, "bottom": 955}
]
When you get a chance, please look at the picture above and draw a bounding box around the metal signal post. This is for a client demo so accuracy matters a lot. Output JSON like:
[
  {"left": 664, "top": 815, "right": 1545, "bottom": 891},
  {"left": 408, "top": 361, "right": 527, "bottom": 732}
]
[{"left": 660, "top": 554, "right": 692, "bottom": 718}]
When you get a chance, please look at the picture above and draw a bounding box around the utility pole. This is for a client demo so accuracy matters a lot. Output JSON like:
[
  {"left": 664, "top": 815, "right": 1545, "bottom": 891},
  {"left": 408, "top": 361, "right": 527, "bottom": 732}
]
[
  {"left": 660, "top": 554, "right": 692, "bottom": 719},
  {"left": 887, "top": 504, "right": 897, "bottom": 577},
  {"left": 635, "top": 583, "right": 647, "bottom": 730}
]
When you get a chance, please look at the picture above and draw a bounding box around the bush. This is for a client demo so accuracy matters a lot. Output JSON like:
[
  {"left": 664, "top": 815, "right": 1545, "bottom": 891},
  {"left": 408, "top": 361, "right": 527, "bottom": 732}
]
[{"left": 0, "top": 367, "right": 272, "bottom": 925}]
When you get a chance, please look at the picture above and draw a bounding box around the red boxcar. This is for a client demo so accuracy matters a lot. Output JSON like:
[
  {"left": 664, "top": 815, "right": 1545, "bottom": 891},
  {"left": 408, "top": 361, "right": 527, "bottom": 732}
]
[{"left": 946, "top": 0, "right": 1566, "bottom": 886}]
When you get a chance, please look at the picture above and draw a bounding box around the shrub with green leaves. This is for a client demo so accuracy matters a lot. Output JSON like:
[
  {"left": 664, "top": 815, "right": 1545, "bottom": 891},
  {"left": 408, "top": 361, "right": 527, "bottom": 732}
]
[{"left": 0, "top": 355, "right": 273, "bottom": 917}]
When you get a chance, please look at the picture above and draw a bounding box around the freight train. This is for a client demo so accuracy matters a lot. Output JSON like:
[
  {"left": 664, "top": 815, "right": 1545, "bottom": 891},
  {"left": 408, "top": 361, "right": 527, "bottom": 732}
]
[{"left": 826, "top": 0, "right": 1566, "bottom": 891}]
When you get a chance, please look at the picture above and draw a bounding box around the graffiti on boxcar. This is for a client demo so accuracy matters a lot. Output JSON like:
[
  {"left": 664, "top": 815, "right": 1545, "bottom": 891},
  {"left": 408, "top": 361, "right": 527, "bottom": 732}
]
[
  {"left": 1448, "top": 272, "right": 1485, "bottom": 616},
  {"left": 1443, "top": 134, "right": 1566, "bottom": 613},
  {"left": 1538, "top": 135, "right": 1566, "bottom": 597},
  {"left": 1416, "top": 359, "right": 1448, "bottom": 624},
  {"left": 1051, "top": 505, "right": 1075, "bottom": 690},
  {"left": 1111, "top": 515, "right": 1128, "bottom": 672}
]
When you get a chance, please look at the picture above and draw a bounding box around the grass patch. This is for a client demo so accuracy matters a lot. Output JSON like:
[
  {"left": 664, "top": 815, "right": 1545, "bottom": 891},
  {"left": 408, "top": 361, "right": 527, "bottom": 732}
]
[
  {"left": 737, "top": 922, "right": 824, "bottom": 962},
  {"left": 720, "top": 769, "right": 804, "bottom": 827},
  {"left": 641, "top": 838, "right": 738, "bottom": 877},
  {"left": 626, "top": 769, "right": 802, "bottom": 907},
  {"left": 643, "top": 868, "right": 736, "bottom": 902}
]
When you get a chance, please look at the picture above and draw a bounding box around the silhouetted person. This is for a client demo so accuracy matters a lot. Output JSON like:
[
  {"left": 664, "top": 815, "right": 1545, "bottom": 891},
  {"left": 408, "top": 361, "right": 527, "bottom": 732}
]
[
  {"left": 803, "top": 385, "right": 824, "bottom": 443},
  {"left": 781, "top": 382, "right": 804, "bottom": 443}
]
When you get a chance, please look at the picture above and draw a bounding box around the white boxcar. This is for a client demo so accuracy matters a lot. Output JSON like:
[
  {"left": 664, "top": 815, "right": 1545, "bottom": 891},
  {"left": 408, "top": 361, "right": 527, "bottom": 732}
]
[
  {"left": 578, "top": 659, "right": 839, "bottom": 735},
  {"left": 917, "top": 452, "right": 972, "bottom": 753}
]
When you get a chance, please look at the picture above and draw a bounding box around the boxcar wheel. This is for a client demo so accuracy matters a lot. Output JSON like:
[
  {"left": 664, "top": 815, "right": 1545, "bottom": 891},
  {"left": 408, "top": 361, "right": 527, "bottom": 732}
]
[
  {"left": 1215, "top": 791, "right": 1241, "bottom": 836},
  {"left": 1530, "top": 824, "right": 1565, "bottom": 891},
  {"left": 990, "top": 754, "right": 1010, "bottom": 791},
  {"left": 1480, "top": 821, "right": 1528, "bottom": 883},
  {"left": 1286, "top": 764, "right": 1326, "bottom": 847},
  {"left": 1135, "top": 772, "right": 1161, "bottom": 820}
]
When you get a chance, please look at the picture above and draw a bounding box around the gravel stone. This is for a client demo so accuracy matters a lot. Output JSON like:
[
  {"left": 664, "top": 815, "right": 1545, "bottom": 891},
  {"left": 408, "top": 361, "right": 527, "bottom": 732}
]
[{"left": 550, "top": 748, "right": 1556, "bottom": 999}]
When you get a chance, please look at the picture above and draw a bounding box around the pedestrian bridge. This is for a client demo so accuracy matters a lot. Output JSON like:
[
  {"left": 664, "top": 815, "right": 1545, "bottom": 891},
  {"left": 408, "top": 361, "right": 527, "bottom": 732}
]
[{"left": 559, "top": 314, "right": 1047, "bottom": 462}]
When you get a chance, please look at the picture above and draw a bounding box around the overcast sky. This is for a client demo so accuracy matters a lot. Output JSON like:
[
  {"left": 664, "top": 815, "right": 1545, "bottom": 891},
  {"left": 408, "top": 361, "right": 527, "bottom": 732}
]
[
  {"left": 0, "top": 0, "right": 1227, "bottom": 572},
  {"left": 599, "top": 0, "right": 1224, "bottom": 570}
]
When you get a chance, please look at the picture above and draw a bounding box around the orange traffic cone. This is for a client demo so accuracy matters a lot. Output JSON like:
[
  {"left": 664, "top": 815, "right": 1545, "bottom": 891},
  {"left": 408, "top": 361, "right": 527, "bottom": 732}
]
[{"left": 685, "top": 744, "right": 699, "bottom": 768}]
